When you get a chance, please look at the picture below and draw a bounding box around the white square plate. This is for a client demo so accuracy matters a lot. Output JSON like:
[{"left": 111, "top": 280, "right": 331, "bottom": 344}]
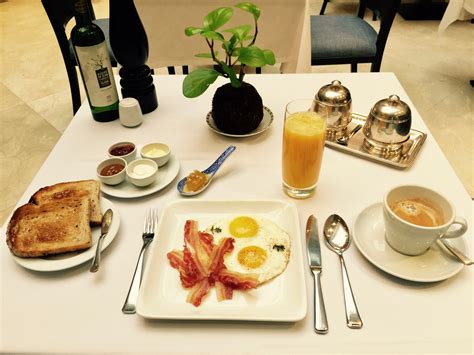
[{"left": 136, "top": 199, "right": 307, "bottom": 322}]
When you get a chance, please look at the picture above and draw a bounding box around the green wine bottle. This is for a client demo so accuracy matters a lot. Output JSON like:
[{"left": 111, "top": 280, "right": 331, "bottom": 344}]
[{"left": 71, "top": 0, "right": 118, "bottom": 122}]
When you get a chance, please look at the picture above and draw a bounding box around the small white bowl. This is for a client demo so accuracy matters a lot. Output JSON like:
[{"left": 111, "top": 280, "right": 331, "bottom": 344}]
[
  {"left": 126, "top": 158, "right": 158, "bottom": 187},
  {"left": 108, "top": 141, "right": 137, "bottom": 163},
  {"left": 96, "top": 157, "right": 127, "bottom": 185},
  {"left": 140, "top": 143, "right": 171, "bottom": 167}
]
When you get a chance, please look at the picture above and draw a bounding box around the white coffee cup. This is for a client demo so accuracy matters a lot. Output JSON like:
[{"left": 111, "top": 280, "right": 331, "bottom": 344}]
[
  {"left": 383, "top": 185, "right": 468, "bottom": 256},
  {"left": 119, "top": 97, "right": 143, "bottom": 127}
]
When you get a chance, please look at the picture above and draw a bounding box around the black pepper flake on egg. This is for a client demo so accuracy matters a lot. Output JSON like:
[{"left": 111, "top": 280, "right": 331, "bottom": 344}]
[{"left": 272, "top": 244, "right": 285, "bottom": 252}]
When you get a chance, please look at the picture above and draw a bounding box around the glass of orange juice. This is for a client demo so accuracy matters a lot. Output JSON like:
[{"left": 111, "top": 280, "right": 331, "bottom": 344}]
[{"left": 282, "top": 99, "right": 327, "bottom": 198}]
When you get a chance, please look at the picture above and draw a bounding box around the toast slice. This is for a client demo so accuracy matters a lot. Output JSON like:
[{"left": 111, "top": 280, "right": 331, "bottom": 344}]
[
  {"left": 30, "top": 180, "right": 102, "bottom": 226},
  {"left": 6, "top": 198, "right": 92, "bottom": 258}
]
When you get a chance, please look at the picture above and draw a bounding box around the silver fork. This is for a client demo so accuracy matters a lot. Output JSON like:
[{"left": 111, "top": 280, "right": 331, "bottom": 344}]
[{"left": 122, "top": 209, "right": 158, "bottom": 314}]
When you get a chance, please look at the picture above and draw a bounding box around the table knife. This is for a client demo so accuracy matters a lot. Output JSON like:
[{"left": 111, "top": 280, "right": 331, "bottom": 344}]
[{"left": 306, "top": 215, "right": 328, "bottom": 334}]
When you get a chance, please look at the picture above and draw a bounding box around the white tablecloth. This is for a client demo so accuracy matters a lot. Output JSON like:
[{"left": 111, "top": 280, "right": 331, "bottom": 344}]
[
  {"left": 1, "top": 73, "right": 472, "bottom": 354},
  {"left": 438, "top": 0, "right": 474, "bottom": 33},
  {"left": 134, "top": 0, "right": 311, "bottom": 73}
]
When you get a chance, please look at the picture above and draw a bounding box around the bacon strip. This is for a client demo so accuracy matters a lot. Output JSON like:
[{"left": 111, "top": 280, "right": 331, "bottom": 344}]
[
  {"left": 208, "top": 237, "right": 234, "bottom": 276},
  {"left": 184, "top": 221, "right": 213, "bottom": 277},
  {"left": 167, "top": 250, "right": 203, "bottom": 288},
  {"left": 217, "top": 269, "right": 260, "bottom": 290},
  {"left": 168, "top": 220, "right": 260, "bottom": 307},
  {"left": 215, "top": 281, "right": 233, "bottom": 302},
  {"left": 186, "top": 278, "right": 211, "bottom": 307}
]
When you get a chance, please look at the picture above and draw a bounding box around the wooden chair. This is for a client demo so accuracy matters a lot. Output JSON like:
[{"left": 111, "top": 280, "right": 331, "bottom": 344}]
[
  {"left": 41, "top": 0, "right": 117, "bottom": 114},
  {"left": 311, "top": 0, "right": 400, "bottom": 72}
]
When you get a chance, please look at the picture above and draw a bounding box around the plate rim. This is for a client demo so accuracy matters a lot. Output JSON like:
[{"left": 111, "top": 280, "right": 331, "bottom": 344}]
[
  {"left": 11, "top": 197, "right": 120, "bottom": 272},
  {"left": 100, "top": 153, "right": 180, "bottom": 199},
  {"left": 136, "top": 198, "right": 307, "bottom": 321},
  {"left": 206, "top": 106, "right": 274, "bottom": 138},
  {"left": 352, "top": 202, "right": 465, "bottom": 283}
]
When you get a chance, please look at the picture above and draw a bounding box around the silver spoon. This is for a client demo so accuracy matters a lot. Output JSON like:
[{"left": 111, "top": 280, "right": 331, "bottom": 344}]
[
  {"left": 323, "top": 214, "right": 363, "bottom": 329},
  {"left": 177, "top": 145, "right": 236, "bottom": 196},
  {"left": 438, "top": 239, "right": 474, "bottom": 265},
  {"left": 90, "top": 209, "right": 113, "bottom": 273},
  {"left": 336, "top": 124, "right": 362, "bottom": 146}
]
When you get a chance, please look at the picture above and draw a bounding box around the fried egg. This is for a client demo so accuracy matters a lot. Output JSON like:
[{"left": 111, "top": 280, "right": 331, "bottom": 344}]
[{"left": 206, "top": 215, "right": 291, "bottom": 284}]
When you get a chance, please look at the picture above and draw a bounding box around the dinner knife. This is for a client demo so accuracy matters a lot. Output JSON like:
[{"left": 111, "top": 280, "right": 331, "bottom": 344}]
[{"left": 306, "top": 215, "right": 328, "bottom": 334}]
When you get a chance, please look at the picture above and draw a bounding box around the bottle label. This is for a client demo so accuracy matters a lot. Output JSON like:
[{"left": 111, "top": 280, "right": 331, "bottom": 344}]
[{"left": 75, "top": 42, "right": 118, "bottom": 107}]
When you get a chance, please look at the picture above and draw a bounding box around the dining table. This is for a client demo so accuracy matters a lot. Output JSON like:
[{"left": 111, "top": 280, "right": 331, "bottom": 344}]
[{"left": 1, "top": 72, "right": 472, "bottom": 354}]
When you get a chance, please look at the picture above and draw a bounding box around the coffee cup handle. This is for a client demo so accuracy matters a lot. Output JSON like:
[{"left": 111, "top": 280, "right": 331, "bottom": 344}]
[{"left": 442, "top": 216, "right": 468, "bottom": 239}]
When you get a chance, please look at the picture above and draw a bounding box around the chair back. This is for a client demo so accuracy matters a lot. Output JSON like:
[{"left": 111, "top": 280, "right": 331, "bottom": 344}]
[
  {"left": 42, "top": 0, "right": 96, "bottom": 33},
  {"left": 41, "top": 0, "right": 102, "bottom": 114},
  {"left": 358, "top": 0, "right": 401, "bottom": 57}
]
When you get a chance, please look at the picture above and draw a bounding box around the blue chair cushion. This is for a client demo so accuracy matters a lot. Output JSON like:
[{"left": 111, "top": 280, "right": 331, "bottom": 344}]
[
  {"left": 310, "top": 15, "right": 378, "bottom": 61},
  {"left": 68, "top": 18, "right": 116, "bottom": 64}
]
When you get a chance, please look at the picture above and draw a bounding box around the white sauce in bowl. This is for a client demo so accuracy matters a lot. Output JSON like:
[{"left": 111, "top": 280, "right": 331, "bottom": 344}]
[
  {"left": 129, "top": 163, "right": 156, "bottom": 178},
  {"left": 144, "top": 147, "right": 167, "bottom": 158}
]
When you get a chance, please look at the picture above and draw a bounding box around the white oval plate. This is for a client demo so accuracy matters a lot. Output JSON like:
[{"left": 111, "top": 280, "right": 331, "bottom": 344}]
[
  {"left": 11, "top": 197, "right": 120, "bottom": 272},
  {"left": 352, "top": 203, "right": 466, "bottom": 283},
  {"left": 206, "top": 106, "right": 274, "bottom": 138},
  {"left": 100, "top": 154, "right": 180, "bottom": 199}
]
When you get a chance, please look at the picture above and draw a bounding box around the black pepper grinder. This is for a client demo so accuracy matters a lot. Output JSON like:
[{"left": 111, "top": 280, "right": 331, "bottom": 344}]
[{"left": 109, "top": 0, "right": 158, "bottom": 114}]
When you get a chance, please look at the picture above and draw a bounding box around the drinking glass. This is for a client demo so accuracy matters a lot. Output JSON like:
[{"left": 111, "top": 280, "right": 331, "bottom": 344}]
[{"left": 282, "top": 99, "right": 327, "bottom": 198}]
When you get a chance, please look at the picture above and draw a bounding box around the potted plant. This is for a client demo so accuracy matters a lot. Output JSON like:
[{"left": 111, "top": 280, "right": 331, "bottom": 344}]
[{"left": 182, "top": 2, "right": 275, "bottom": 135}]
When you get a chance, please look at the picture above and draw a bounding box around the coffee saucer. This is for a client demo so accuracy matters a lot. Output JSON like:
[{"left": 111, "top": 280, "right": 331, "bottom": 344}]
[{"left": 352, "top": 203, "right": 466, "bottom": 282}]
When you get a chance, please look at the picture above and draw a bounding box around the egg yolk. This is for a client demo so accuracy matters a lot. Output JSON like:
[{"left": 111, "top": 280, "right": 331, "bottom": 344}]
[
  {"left": 229, "top": 216, "right": 259, "bottom": 238},
  {"left": 237, "top": 246, "right": 267, "bottom": 269}
]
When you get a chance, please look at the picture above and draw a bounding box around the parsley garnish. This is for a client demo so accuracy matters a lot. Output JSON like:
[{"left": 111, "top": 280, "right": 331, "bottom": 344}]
[
  {"left": 210, "top": 225, "right": 222, "bottom": 234},
  {"left": 273, "top": 244, "right": 285, "bottom": 252}
]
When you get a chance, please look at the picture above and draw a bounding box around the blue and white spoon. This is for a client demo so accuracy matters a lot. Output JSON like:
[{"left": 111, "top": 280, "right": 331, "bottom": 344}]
[{"left": 177, "top": 145, "right": 236, "bottom": 196}]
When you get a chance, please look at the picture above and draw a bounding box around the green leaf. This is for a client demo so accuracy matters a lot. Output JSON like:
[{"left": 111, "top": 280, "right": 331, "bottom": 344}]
[
  {"left": 201, "top": 30, "right": 225, "bottom": 42},
  {"left": 231, "top": 47, "right": 241, "bottom": 57},
  {"left": 220, "top": 63, "right": 241, "bottom": 88},
  {"left": 222, "top": 40, "right": 231, "bottom": 53},
  {"left": 238, "top": 46, "right": 266, "bottom": 67},
  {"left": 235, "top": 2, "right": 260, "bottom": 19},
  {"left": 222, "top": 35, "right": 239, "bottom": 54},
  {"left": 194, "top": 53, "right": 215, "bottom": 58},
  {"left": 263, "top": 49, "right": 276, "bottom": 65},
  {"left": 204, "top": 7, "right": 233, "bottom": 31},
  {"left": 185, "top": 26, "right": 203, "bottom": 36},
  {"left": 183, "top": 69, "right": 220, "bottom": 98},
  {"left": 223, "top": 24, "right": 252, "bottom": 41}
]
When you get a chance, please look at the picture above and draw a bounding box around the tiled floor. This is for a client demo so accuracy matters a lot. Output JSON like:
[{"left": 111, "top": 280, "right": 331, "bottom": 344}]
[{"left": 0, "top": 0, "right": 473, "bottom": 225}]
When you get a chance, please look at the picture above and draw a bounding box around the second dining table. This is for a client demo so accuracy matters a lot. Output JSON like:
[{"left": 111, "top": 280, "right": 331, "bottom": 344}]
[{"left": 1, "top": 73, "right": 472, "bottom": 354}]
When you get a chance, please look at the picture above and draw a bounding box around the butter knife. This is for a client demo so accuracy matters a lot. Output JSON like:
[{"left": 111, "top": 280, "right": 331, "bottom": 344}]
[{"left": 306, "top": 215, "right": 328, "bottom": 334}]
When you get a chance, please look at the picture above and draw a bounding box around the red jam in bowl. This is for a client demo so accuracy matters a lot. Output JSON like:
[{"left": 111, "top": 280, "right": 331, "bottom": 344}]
[
  {"left": 110, "top": 144, "right": 135, "bottom": 156},
  {"left": 100, "top": 164, "right": 125, "bottom": 176}
]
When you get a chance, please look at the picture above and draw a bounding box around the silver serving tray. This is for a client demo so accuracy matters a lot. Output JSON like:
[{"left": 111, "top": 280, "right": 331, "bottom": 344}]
[{"left": 325, "top": 113, "right": 427, "bottom": 169}]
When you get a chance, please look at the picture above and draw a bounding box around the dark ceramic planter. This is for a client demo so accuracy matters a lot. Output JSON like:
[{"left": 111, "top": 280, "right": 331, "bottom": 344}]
[{"left": 211, "top": 82, "right": 263, "bottom": 135}]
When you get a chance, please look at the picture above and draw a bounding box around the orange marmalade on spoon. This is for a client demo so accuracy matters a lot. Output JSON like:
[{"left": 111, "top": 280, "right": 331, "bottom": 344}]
[{"left": 184, "top": 170, "right": 208, "bottom": 192}]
